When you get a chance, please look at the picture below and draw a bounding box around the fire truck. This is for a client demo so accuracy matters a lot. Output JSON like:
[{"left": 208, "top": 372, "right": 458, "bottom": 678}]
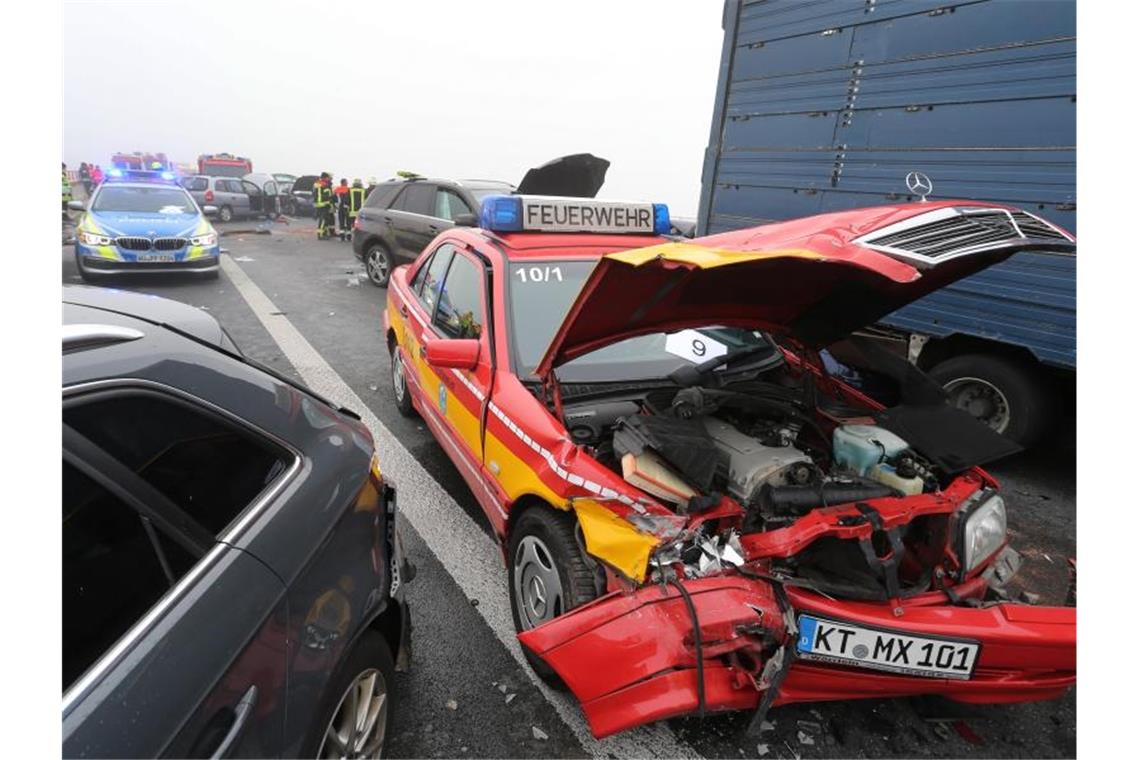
[
  {"left": 111, "top": 151, "right": 173, "bottom": 172},
  {"left": 197, "top": 153, "right": 253, "bottom": 178}
]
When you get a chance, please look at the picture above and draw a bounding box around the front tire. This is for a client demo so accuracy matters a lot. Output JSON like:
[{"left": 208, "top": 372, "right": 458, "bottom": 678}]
[
  {"left": 390, "top": 342, "right": 416, "bottom": 418},
  {"left": 928, "top": 353, "right": 1051, "bottom": 447},
  {"left": 508, "top": 507, "right": 599, "bottom": 689},
  {"left": 366, "top": 243, "right": 394, "bottom": 287},
  {"left": 304, "top": 631, "right": 395, "bottom": 760},
  {"left": 74, "top": 251, "right": 93, "bottom": 283}
]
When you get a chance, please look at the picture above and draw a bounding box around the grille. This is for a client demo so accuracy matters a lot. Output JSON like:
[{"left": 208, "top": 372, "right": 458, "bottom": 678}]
[
  {"left": 116, "top": 236, "right": 152, "bottom": 251},
  {"left": 1010, "top": 211, "right": 1069, "bottom": 241},
  {"left": 863, "top": 210, "right": 1020, "bottom": 258},
  {"left": 153, "top": 237, "right": 188, "bottom": 251}
]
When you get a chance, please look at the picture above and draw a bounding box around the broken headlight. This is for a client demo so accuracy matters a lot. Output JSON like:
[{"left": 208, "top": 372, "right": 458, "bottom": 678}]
[{"left": 961, "top": 493, "right": 1007, "bottom": 574}]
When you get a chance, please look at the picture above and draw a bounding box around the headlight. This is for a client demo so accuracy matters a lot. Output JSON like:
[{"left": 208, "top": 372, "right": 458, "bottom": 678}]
[
  {"left": 80, "top": 231, "right": 113, "bottom": 246},
  {"left": 960, "top": 493, "right": 1007, "bottom": 573},
  {"left": 190, "top": 232, "right": 217, "bottom": 247}
]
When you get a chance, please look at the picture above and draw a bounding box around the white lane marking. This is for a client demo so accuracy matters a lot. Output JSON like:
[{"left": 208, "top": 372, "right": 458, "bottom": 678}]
[{"left": 218, "top": 255, "right": 699, "bottom": 759}]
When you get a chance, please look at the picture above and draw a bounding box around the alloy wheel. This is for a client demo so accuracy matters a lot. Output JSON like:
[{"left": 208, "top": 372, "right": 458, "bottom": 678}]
[
  {"left": 317, "top": 668, "right": 389, "bottom": 759},
  {"left": 367, "top": 248, "right": 389, "bottom": 285},
  {"left": 513, "top": 535, "right": 563, "bottom": 630},
  {"left": 392, "top": 350, "right": 406, "bottom": 403}
]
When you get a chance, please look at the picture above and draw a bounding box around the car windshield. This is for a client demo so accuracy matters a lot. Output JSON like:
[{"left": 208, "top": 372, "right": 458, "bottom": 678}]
[
  {"left": 507, "top": 259, "right": 774, "bottom": 382},
  {"left": 469, "top": 187, "right": 513, "bottom": 204},
  {"left": 91, "top": 186, "right": 195, "bottom": 214}
]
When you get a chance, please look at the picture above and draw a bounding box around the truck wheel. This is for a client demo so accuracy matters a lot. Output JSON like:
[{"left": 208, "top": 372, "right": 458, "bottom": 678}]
[
  {"left": 366, "top": 244, "right": 394, "bottom": 287},
  {"left": 218, "top": 205, "right": 233, "bottom": 223},
  {"left": 389, "top": 342, "right": 416, "bottom": 418},
  {"left": 508, "top": 507, "right": 599, "bottom": 689},
  {"left": 928, "top": 353, "right": 1050, "bottom": 447}
]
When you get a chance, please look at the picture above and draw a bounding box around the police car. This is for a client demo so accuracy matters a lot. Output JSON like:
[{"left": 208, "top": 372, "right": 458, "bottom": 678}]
[
  {"left": 71, "top": 169, "right": 221, "bottom": 281},
  {"left": 383, "top": 194, "right": 1075, "bottom": 738}
]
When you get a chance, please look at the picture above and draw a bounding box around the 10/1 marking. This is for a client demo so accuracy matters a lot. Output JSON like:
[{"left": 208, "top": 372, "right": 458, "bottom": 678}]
[{"left": 514, "top": 265, "right": 563, "bottom": 284}]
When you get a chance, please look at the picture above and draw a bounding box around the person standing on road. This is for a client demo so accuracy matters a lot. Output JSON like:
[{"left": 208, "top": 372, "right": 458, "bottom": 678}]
[
  {"left": 314, "top": 172, "right": 334, "bottom": 240},
  {"left": 78, "top": 162, "right": 91, "bottom": 196},
  {"left": 334, "top": 178, "right": 350, "bottom": 241},
  {"left": 91, "top": 164, "right": 104, "bottom": 187},
  {"left": 62, "top": 163, "right": 72, "bottom": 216},
  {"left": 348, "top": 178, "right": 366, "bottom": 237}
]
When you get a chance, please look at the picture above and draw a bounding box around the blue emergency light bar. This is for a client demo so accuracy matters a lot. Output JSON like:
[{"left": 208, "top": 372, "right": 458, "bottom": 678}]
[
  {"left": 105, "top": 169, "right": 179, "bottom": 183},
  {"left": 480, "top": 195, "right": 670, "bottom": 236}
]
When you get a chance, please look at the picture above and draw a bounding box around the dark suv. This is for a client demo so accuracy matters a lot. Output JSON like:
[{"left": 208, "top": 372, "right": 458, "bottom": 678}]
[
  {"left": 352, "top": 154, "right": 612, "bottom": 287},
  {"left": 352, "top": 177, "right": 512, "bottom": 286},
  {"left": 63, "top": 286, "right": 411, "bottom": 758}
]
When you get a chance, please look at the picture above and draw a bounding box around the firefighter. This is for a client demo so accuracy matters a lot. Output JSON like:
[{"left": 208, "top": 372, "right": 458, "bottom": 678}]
[
  {"left": 62, "top": 163, "right": 72, "bottom": 216},
  {"left": 348, "top": 178, "right": 367, "bottom": 236},
  {"left": 313, "top": 172, "right": 334, "bottom": 240},
  {"left": 334, "top": 178, "right": 350, "bottom": 241}
]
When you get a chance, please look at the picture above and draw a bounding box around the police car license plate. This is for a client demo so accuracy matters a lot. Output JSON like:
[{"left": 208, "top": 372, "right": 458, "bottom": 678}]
[
  {"left": 796, "top": 615, "right": 979, "bottom": 679},
  {"left": 139, "top": 254, "right": 175, "bottom": 263}
]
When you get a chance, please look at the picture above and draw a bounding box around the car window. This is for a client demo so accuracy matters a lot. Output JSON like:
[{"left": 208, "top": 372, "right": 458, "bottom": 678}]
[
  {"left": 410, "top": 251, "right": 433, "bottom": 295},
  {"left": 91, "top": 186, "right": 195, "bottom": 214},
  {"left": 181, "top": 177, "right": 208, "bottom": 192},
  {"left": 434, "top": 189, "right": 473, "bottom": 222},
  {"left": 417, "top": 244, "right": 455, "bottom": 316},
  {"left": 64, "top": 392, "right": 291, "bottom": 535},
  {"left": 63, "top": 460, "right": 197, "bottom": 690},
  {"left": 395, "top": 183, "right": 434, "bottom": 215},
  {"left": 265, "top": 181, "right": 277, "bottom": 195},
  {"left": 365, "top": 183, "right": 402, "bottom": 209},
  {"left": 242, "top": 181, "right": 262, "bottom": 197},
  {"left": 434, "top": 252, "right": 484, "bottom": 340}
]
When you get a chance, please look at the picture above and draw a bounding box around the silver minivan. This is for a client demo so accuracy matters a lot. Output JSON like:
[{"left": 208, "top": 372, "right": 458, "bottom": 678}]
[{"left": 180, "top": 175, "right": 278, "bottom": 222}]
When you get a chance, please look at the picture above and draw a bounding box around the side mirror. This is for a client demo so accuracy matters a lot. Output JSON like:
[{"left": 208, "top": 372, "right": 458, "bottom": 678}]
[
  {"left": 68, "top": 200, "right": 86, "bottom": 211},
  {"left": 424, "top": 337, "right": 480, "bottom": 370},
  {"left": 453, "top": 213, "right": 477, "bottom": 228},
  {"left": 202, "top": 205, "right": 219, "bottom": 216}
]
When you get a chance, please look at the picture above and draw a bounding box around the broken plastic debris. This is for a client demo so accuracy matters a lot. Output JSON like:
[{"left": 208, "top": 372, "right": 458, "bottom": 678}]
[
  {"left": 505, "top": 693, "right": 516, "bottom": 705},
  {"left": 1020, "top": 591, "right": 1042, "bottom": 605},
  {"left": 328, "top": 312, "right": 335, "bottom": 317},
  {"left": 796, "top": 730, "right": 815, "bottom": 746},
  {"left": 531, "top": 726, "right": 548, "bottom": 741},
  {"left": 232, "top": 255, "right": 255, "bottom": 262},
  {"left": 497, "top": 683, "right": 508, "bottom": 694},
  {"left": 446, "top": 699, "right": 457, "bottom": 711},
  {"left": 758, "top": 720, "right": 776, "bottom": 734},
  {"left": 756, "top": 744, "right": 769, "bottom": 757}
]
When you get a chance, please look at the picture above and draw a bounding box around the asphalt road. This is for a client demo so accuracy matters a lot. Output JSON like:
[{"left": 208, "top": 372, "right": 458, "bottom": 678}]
[{"left": 61, "top": 216, "right": 1077, "bottom": 759}]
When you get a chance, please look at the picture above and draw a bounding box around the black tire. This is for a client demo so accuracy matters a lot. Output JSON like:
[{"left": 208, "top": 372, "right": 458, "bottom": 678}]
[
  {"left": 928, "top": 353, "right": 1051, "bottom": 447},
  {"left": 389, "top": 341, "right": 416, "bottom": 418},
  {"left": 508, "top": 507, "right": 599, "bottom": 689},
  {"left": 302, "top": 630, "right": 395, "bottom": 759},
  {"left": 74, "top": 251, "right": 93, "bottom": 283},
  {"left": 218, "top": 205, "right": 233, "bottom": 223},
  {"left": 365, "top": 243, "right": 394, "bottom": 288}
]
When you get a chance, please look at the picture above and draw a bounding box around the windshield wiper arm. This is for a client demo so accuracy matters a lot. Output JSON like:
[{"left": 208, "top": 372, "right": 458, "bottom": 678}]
[{"left": 668, "top": 341, "right": 779, "bottom": 388}]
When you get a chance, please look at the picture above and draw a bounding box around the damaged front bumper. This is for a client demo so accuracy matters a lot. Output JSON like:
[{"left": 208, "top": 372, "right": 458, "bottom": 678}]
[{"left": 517, "top": 573, "right": 1075, "bottom": 739}]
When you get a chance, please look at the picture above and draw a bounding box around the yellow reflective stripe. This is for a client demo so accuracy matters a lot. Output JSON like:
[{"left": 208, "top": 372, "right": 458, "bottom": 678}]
[
  {"left": 606, "top": 241, "right": 827, "bottom": 269},
  {"left": 186, "top": 245, "right": 206, "bottom": 259}
]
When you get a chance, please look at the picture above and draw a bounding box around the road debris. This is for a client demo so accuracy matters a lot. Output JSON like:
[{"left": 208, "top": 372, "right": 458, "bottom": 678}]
[
  {"left": 369, "top": 385, "right": 379, "bottom": 392},
  {"left": 497, "top": 683, "right": 507, "bottom": 694},
  {"left": 757, "top": 720, "right": 776, "bottom": 734},
  {"left": 1020, "top": 591, "right": 1042, "bottom": 605},
  {"left": 505, "top": 693, "right": 516, "bottom": 705},
  {"left": 796, "top": 730, "right": 815, "bottom": 746},
  {"left": 756, "top": 743, "right": 769, "bottom": 757},
  {"left": 446, "top": 699, "right": 458, "bottom": 711},
  {"left": 232, "top": 255, "right": 255, "bottom": 262},
  {"left": 328, "top": 312, "right": 335, "bottom": 317},
  {"left": 531, "top": 726, "right": 548, "bottom": 741},
  {"left": 953, "top": 720, "right": 985, "bottom": 746},
  {"left": 930, "top": 722, "right": 952, "bottom": 741}
]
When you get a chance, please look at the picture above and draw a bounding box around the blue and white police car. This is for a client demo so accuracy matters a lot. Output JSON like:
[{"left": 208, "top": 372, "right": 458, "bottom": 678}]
[{"left": 72, "top": 169, "right": 221, "bottom": 281}]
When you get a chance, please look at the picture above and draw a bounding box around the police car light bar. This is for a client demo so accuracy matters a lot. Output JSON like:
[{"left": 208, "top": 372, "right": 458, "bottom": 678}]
[{"left": 480, "top": 195, "right": 670, "bottom": 236}]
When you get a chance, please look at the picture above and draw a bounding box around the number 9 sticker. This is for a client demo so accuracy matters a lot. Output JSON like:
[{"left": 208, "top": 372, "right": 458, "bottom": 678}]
[{"left": 664, "top": 329, "right": 728, "bottom": 365}]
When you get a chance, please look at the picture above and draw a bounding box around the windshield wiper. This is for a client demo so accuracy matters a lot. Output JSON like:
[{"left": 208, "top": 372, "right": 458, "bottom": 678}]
[{"left": 668, "top": 340, "right": 781, "bottom": 388}]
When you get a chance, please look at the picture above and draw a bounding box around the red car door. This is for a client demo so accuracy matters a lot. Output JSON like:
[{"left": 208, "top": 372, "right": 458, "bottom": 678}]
[{"left": 400, "top": 243, "right": 500, "bottom": 525}]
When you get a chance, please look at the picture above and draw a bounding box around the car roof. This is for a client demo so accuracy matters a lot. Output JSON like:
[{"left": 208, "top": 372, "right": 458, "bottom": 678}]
[
  {"left": 382, "top": 177, "right": 513, "bottom": 190},
  {"left": 455, "top": 228, "right": 667, "bottom": 260},
  {"left": 97, "top": 181, "right": 192, "bottom": 192}
]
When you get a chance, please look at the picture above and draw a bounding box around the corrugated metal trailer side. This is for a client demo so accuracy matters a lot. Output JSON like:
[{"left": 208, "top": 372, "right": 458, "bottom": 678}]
[{"left": 698, "top": 0, "right": 1075, "bottom": 445}]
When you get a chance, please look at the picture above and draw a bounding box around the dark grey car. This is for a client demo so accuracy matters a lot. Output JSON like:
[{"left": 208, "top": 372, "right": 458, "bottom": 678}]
[{"left": 62, "top": 286, "right": 412, "bottom": 758}]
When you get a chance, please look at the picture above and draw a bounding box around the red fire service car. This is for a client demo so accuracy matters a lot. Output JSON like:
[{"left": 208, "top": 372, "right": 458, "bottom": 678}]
[
  {"left": 382, "top": 194, "right": 1077, "bottom": 739},
  {"left": 197, "top": 152, "right": 253, "bottom": 177}
]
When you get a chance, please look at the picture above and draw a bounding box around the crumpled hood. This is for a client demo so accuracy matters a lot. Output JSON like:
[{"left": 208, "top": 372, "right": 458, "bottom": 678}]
[
  {"left": 535, "top": 201, "right": 1075, "bottom": 378},
  {"left": 83, "top": 210, "right": 206, "bottom": 238}
]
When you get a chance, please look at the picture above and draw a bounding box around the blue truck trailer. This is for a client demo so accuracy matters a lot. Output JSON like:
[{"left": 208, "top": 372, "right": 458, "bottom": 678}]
[{"left": 697, "top": 0, "right": 1075, "bottom": 446}]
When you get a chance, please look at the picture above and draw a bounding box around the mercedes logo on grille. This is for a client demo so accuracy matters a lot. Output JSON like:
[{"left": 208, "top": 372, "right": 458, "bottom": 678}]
[{"left": 905, "top": 171, "right": 934, "bottom": 202}]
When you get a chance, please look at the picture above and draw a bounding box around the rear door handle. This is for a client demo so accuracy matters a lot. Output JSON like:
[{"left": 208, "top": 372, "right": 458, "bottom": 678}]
[{"left": 209, "top": 685, "right": 258, "bottom": 759}]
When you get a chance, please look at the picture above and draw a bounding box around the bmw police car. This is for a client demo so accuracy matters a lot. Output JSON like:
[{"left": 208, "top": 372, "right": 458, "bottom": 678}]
[{"left": 71, "top": 169, "right": 221, "bottom": 281}]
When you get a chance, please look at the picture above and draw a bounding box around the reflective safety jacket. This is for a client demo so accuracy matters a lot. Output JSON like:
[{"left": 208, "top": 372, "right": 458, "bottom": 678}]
[
  {"left": 313, "top": 181, "right": 332, "bottom": 208},
  {"left": 62, "top": 171, "right": 72, "bottom": 201},
  {"left": 349, "top": 187, "right": 366, "bottom": 215}
]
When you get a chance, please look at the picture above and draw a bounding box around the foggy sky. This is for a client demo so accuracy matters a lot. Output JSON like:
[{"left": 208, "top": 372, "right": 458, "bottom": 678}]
[{"left": 63, "top": 0, "right": 724, "bottom": 216}]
